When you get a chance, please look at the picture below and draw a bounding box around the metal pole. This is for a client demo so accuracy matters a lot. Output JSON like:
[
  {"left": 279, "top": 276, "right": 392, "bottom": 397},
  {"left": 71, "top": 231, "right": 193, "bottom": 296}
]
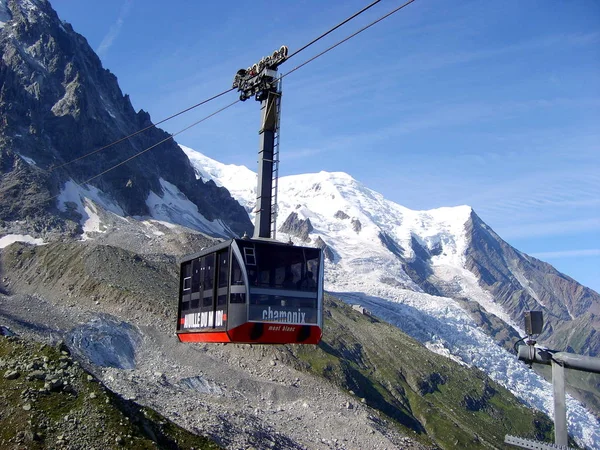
[
  {"left": 552, "top": 360, "right": 568, "bottom": 447},
  {"left": 232, "top": 46, "right": 287, "bottom": 240},
  {"left": 553, "top": 352, "right": 600, "bottom": 374},
  {"left": 253, "top": 90, "right": 279, "bottom": 239},
  {"left": 517, "top": 346, "right": 600, "bottom": 374}
]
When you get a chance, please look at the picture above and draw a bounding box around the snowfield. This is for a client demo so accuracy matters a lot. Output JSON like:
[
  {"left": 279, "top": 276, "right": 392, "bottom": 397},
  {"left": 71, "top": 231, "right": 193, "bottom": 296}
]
[
  {"left": 58, "top": 180, "right": 125, "bottom": 238},
  {"left": 0, "top": 234, "right": 45, "bottom": 248},
  {"left": 181, "top": 145, "right": 600, "bottom": 449},
  {"left": 56, "top": 177, "right": 232, "bottom": 240}
]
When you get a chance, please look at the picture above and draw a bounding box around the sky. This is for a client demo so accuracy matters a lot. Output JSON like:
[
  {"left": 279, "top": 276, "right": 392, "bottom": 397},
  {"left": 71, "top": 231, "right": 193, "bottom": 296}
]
[{"left": 50, "top": 0, "right": 599, "bottom": 292}]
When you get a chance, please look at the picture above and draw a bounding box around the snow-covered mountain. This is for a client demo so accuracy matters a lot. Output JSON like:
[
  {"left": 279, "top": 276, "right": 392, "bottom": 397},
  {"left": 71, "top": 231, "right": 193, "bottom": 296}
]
[{"left": 181, "top": 145, "right": 600, "bottom": 448}]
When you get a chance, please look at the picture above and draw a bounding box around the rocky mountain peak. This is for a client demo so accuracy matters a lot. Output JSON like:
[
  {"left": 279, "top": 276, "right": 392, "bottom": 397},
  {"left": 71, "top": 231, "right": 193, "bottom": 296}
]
[
  {"left": 0, "top": 0, "right": 253, "bottom": 237},
  {"left": 279, "top": 211, "right": 313, "bottom": 242},
  {"left": 464, "top": 209, "right": 600, "bottom": 355}
]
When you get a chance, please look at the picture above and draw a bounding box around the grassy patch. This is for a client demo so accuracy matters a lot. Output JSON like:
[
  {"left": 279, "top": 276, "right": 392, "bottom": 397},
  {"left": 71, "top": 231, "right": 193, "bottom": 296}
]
[
  {"left": 0, "top": 336, "right": 221, "bottom": 449},
  {"left": 283, "top": 295, "right": 556, "bottom": 449}
]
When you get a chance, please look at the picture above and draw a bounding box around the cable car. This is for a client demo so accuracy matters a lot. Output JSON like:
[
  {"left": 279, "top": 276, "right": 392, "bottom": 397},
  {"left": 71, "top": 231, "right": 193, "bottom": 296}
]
[{"left": 176, "top": 238, "right": 324, "bottom": 344}]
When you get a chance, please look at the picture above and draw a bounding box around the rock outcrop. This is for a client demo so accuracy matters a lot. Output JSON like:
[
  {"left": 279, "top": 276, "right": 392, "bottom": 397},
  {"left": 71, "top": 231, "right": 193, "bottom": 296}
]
[{"left": 279, "top": 211, "right": 313, "bottom": 242}]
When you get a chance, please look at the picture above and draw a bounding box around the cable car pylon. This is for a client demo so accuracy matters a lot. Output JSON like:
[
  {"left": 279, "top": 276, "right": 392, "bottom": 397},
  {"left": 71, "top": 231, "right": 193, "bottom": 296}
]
[{"left": 233, "top": 46, "right": 288, "bottom": 239}]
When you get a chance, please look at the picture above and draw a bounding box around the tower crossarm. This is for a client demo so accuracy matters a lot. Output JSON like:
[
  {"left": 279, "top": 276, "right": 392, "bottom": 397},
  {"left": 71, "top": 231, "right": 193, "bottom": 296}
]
[{"left": 233, "top": 46, "right": 288, "bottom": 102}]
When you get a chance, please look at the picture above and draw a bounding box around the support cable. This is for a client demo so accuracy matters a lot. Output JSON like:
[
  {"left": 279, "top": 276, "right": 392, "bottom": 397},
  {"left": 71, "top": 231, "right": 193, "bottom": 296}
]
[
  {"left": 50, "top": 0, "right": 417, "bottom": 187},
  {"left": 42, "top": 100, "right": 240, "bottom": 204},
  {"left": 285, "top": 0, "right": 383, "bottom": 61},
  {"left": 281, "top": 0, "right": 417, "bottom": 81},
  {"left": 50, "top": 0, "right": 415, "bottom": 172},
  {"left": 80, "top": 99, "right": 240, "bottom": 185},
  {"left": 49, "top": 87, "right": 235, "bottom": 172}
]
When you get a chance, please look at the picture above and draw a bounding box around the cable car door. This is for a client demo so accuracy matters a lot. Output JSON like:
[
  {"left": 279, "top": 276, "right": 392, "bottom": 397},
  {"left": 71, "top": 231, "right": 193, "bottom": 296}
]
[
  {"left": 198, "top": 253, "right": 215, "bottom": 329},
  {"left": 214, "top": 249, "right": 229, "bottom": 330}
]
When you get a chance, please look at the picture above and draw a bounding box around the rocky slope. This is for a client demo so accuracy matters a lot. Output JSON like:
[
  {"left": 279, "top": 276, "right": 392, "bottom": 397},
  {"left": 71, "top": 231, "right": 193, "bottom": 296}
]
[
  {"left": 0, "top": 334, "right": 221, "bottom": 450},
  {"left": 0, "top": 233, "right": 556, "bottom": 449},
  {"left": 0, "top": 0, "right": 252, "bottom": 238}
]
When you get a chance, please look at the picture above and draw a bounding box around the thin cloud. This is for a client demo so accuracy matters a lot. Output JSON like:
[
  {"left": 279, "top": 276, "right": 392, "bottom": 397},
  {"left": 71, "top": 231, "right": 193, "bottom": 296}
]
[
  {"left": 531, "top": 249, "right": 600, "bottom": 259},
  {"left": 498, "top": 218, "right": 600, "bottom": 240},
  {"left": 392, "top": 31, "right": 600, "bottom": 74},
  {"left": 97, "top": 0, "right": 133, "bottom": 59}
]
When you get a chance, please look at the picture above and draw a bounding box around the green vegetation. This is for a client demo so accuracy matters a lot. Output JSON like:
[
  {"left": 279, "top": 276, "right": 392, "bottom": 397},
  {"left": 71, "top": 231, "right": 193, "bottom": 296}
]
[
  {"left": 285, "top": 295, "right": 554, "bottom": 449},
  {"left": 0, "top": 336, "right": 221, "bottom": 450}
]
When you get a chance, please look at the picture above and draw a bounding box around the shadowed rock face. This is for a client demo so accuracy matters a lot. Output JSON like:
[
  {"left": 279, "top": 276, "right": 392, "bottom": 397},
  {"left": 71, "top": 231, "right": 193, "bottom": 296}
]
[
  {"left": 376, "top": 232, "right": 439, "bottom": 296},
  {"left": 0, "top": 0, "right": 252, "bottom": 237},
  {"left": 314, "top": 236, "right": 334, "bottom": 262},
  {"left": 279, "top": 211, "right": 313, "bottom": 242},
  {"left": 334, "top": 210, "right": 349, "bottom": 220},
  {"left": 378, "top": 231, "right": 404, "bottom": 259},
  {"left": 463, "top": 211, "right": 600, "bottom": 356},
  {"left": 351, "top": 217, "right": 362, "bottom": 233}
]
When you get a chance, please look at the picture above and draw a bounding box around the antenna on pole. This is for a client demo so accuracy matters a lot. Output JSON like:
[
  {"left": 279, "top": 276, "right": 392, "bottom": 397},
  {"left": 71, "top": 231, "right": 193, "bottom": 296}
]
[{"left": 233, "top": 46, "right": 288, "bottom": 240}]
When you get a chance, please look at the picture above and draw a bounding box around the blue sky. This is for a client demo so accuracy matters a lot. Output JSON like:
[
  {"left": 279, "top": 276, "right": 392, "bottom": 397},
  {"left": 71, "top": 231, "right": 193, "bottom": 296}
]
[{"left": 51, "top": 0, "right": 599, "bottom": 292}]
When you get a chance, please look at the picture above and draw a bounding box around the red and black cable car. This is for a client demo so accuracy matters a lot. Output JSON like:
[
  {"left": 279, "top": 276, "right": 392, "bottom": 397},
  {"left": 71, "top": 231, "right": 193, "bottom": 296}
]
[{"left": 176, "top": 238, "right": 323, "bottom": 344}]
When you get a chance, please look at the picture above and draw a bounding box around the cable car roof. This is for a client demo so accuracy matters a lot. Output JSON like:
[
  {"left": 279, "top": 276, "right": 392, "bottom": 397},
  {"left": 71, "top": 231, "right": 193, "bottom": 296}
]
[{"left": 178, "top": 237, "right": 297, "bottom": 264}]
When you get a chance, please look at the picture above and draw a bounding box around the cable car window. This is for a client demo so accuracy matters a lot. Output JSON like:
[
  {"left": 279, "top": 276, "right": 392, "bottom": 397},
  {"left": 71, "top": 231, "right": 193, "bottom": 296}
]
[
  {"left": 182, "top": 262, "right": 192, "bottom": 291},
  {"left": 231, "top": 256, "right": 244, "bottom": 285},
  {"left": 245, "top": 243, "right": 321, "bottom": 325},
  {"left": 218, "top": 250, "right": 229, "bottom": 289},
  {"left": 244, "top": 247, "right": 256, "bottom": 265},
  {"left": 230, "top": 293, "right": 246, "bottom": 304},
  {"left": 247, "top": 243, "right": 321, "bottom": 288},
  {"left": 202, "top": 254, "right": 214, "bottom": 307},
  {"left": 203, "top": 254, "right": 214, "bottom": 291},
  {"left": 191, "top": 258, "right": 201, "bottom": 293},
  {"left": 259, "top": 268, "right": 272, "bottom": 287},
  {"left": 230, "top": 255, "right": 246, "bottom": 304},
  {"left": 247, "top": 268, "right": 259, "bottom": 287}
]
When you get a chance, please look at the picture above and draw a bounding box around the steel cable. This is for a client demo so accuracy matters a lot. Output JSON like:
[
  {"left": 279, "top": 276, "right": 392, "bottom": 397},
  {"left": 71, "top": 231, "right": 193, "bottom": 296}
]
[
  {"left": 51, "top": 0, "right": 417, "bottom": 187},
  {"left": 41, "top": 99, "right": 240, "bottom": 205},
  {"left": 50, "top": 87, "right": 235, "bottom": 172},
  {"left": 80, "top": 99, "right": 240, "bottom": 185},
  {"left": 281, "top": 0, "right": 417, "bottom": 81},
  {"left": 285, "top": 0, "right": 383, "bottom": 61}
]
